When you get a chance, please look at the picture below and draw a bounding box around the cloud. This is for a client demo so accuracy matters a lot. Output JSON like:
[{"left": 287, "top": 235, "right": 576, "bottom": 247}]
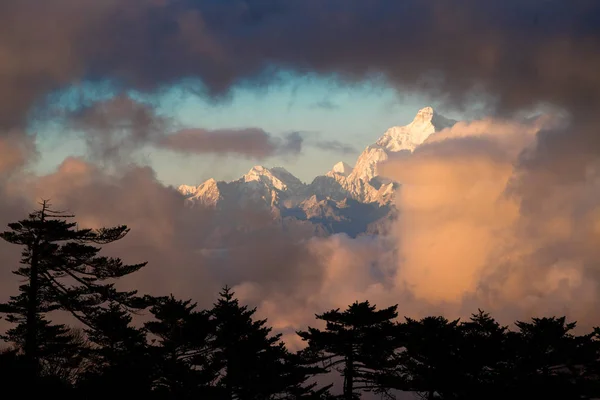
[
  {"left": 1, "top": 0, "right": 600, "bottom": 357},
  {"left": 67, "top": 95, "right": 170, "bottom": 165},
  {"left": 2, "top": 0, "right": 600, "bottom": 133},
  {"left": 378, "top": 116, "right": 600, "bottom": 330},
  {"left": 0, "top": 133, "right": 38, "bottom": 176},
  {"left": 226, "top": 115, "right": 600, "bottom": 346},
  {"left": 2, "top": 112, "right": 600, "bottom": 357},
  {"left": 0, "top": 157, "right": 323, "bottom": 314},
  {"left": 0, "top": 135, "right": 41, "bottom": 334},
  {"left": 232, "top": 233, "right": 402, "bottom": 349},
  {"left": 58, "top": 94, "right": 304, "bottom": 161},
  {"left": 160, "top": 128, "right": 303, "bottom": 158}
]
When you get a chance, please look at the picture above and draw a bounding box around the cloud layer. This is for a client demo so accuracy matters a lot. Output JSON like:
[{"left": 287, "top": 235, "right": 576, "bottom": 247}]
[
  {"left": 228, "top": 115, "right": 600, "bottom": 345},
  {"left": 388, "top": 117, "right": 600, "bottom": 330},
  {"left": 2, "top": 113, "right": 600, "bottom": 349},
  {"left": 2, "top": 0, "right": 600, "bottom": 132},
  {"left": 2, "top": 0, "right": 600, "bottom": 356}
]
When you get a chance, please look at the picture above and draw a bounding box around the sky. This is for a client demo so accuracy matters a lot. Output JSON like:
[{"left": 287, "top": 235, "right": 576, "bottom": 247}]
[
  {"left": 32, "top": 75, "right": 452, "bottom": 186},
  {"left": 3, "top": 0, "right": 600, "bottom": 357}
]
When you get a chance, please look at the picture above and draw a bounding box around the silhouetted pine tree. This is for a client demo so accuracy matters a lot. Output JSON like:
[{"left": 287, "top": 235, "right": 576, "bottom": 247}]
[
  {"left": 0, "top": 201, "right": 148, "bottom": 379},
  {"left": 209, "top": 286, "right": 325, "bottom": 399},
  {"left": 454, "top": 310, "right": 510, "bottom": 399},
  {"left": 0, "top": 344, "right": 76, "bottom": 397},
  {"left": 145, "top": 295, "right": 217, "bottom": 398},
  {"left": 297, "top": 301, "right": 398, "bottom": 400},
  {"left": 509, "top": 316, "right": 598, "bottom": 399},
  {"left": 383, "top": 313, "right": 600, "bottom": 400},
  {"left": 39, "top": 326, "right": 89, "bottom": 385},
  {"left": 396, "top": 310, "right": 511, "bottom": 400},
  {"left": 77, "top": 302, "right": 153, "bottom": 398},
  {"left": 278, "top": 350, "right": 334, "bottom": 399},
  {"left": 7, "top": 317, "right": 89, "bottom": 385},
  {"left": 390, "top": 316, "right": 462, "bottom": 400},
  {"left": 583, "top": 327, "right": 600, "bottom": 397}
]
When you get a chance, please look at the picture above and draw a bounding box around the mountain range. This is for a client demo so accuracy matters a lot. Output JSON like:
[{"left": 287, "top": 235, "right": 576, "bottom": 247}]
[{"left": 178, "top": 107, "right": 456, "bottom": 238}]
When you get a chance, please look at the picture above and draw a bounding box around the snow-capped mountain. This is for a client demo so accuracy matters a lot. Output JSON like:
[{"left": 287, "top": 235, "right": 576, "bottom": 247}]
[
  {"left": 375, "top": 106, "right": 456, "bottom": 152},
  {"left": 325, "top": 106, "right": 456, "bottom": 202},
  {"left": 330, "top": 161, "right": 353, "bottom": 177},
  {"left": 177, "top": 184, "right": 198, "bottom": 196},
  {"left": 182, "top": 166, "right": 307, "bottom": 210},
  {"left": 178, "top": 107, "right": 456, "bottom": 237},
  {"left": 242, "top": 166, "right": 305, "bottom": 193}
]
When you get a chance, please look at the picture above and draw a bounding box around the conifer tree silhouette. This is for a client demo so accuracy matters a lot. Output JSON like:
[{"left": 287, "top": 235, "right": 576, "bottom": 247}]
[
  {"left": 25, "top": 319, "right": 88, "bottom": 384},
  {"left": 278, "top": 350, "right": 334, "bottom": 399},
  {"left": 0, "top": 201, "right": 148, "bottom": 381},
  {"left": 297, "top": 301, "right": 398, "bottom": 400},
  {"left": 145, "top": 295, "right": 216, "bottom": 398},
  {"left": 209, "top": 286, "right": 325, "bottom": 399},
  {"left": 384, "top": 313, "right": 600, "bottom": 400},
  {"left": 77, "top": 302, "right": 153, "bottom": 398},
  {"left": 455, "top": 310, "right": 510, "bottom": 399},
  {"left": 585, "top": 327, "right": 600, "bottom": 397},
  {"left": 509, "top": 316, "right": 598, "bottom": 399},
  {"left": 2, "top": 201, "right": 599, "bottom": 400},
  {"left": 390, "top": 316, "right": 462, "bottom": 400},
  {"left": 394, "top": 310, "right": 510, "bottom": 400}
]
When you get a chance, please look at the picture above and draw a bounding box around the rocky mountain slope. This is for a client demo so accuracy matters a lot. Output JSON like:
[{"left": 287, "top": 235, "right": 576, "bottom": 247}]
[{"left": 178, "top": 107, "right": 456, "bottom": 237}]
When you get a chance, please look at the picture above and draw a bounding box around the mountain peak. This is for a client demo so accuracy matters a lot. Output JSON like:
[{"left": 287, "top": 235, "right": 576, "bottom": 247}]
[
  {"left": 331, "top": 161, "right": 353, "bottom": 177},
  {"left": 178, "top": 184, "right": 198, "bottom": 196},
  {"left": 270, "top": 166, "right": 305, "bottom": 191},
  {"left": 409, "top": 106, "right": 456, "bottom": 131},
  {"left": 342, "top": 106, "right": 458, "bottom": 194},
  {"left": 412, "top": 106, "right": 435, "bottom": 124},
  {"left": 244, "top": 165, "right": 276, "bottom": 182},
  {"left": 373, "top": 106, "right": 456, "bottom": 153},
  {"left": 189, "top": 178, "right": 222, "bottom": 207},
  {"left": 247, "top": 165, "right": 267, "bottom": 174},
  {"left": 243, "top": 165, "right": 296, "bottom": 192},
  {"left": 244, "top": 165, "right": 277, "bottom": 183}
]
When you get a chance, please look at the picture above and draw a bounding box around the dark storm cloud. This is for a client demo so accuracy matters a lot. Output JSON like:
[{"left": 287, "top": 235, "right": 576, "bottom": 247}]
[
  {"left": 2, "top": 0, "right": 600, "bottom": 132},
  {"left": 67, "top": 95, "right": 170, "bottom": 164}
]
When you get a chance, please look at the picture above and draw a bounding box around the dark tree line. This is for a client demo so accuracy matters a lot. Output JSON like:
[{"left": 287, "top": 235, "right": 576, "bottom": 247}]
[{"left": 1, "top": 204, "right": 600, "bottom": 399}]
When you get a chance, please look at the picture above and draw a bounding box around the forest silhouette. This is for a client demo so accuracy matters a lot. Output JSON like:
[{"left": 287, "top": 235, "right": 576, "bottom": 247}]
[{"left": 1, "top": 203, "right": 599, "bottom": 399}]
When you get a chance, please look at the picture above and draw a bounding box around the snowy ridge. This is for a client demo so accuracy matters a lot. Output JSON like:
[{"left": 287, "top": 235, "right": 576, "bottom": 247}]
[
  {"left": 376, "top": 106, "right": 456, "bottom": 152},
  {"left": 182, "top": 165, "right": 307, "bottom": 209},
  {"left": 179, "top": 107, "right": 455, "bottom": 206},
  {"left": 316, "top": 106, "right": 456, "bottom": 203},
  {"left": 178, "top": 107, "right": 456, "bottom": 234},
  {"left": 329, "top": 161, "right": 353, "bottom": 177},
  {"left": 188, "top": 178, "right": 222, "bottom": 207},
  {"left": 243, "top": 166, "right": 287, "bottom": 191},
  {"left": 178, "top": 184, "right": 198, "bottom": 197}
]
